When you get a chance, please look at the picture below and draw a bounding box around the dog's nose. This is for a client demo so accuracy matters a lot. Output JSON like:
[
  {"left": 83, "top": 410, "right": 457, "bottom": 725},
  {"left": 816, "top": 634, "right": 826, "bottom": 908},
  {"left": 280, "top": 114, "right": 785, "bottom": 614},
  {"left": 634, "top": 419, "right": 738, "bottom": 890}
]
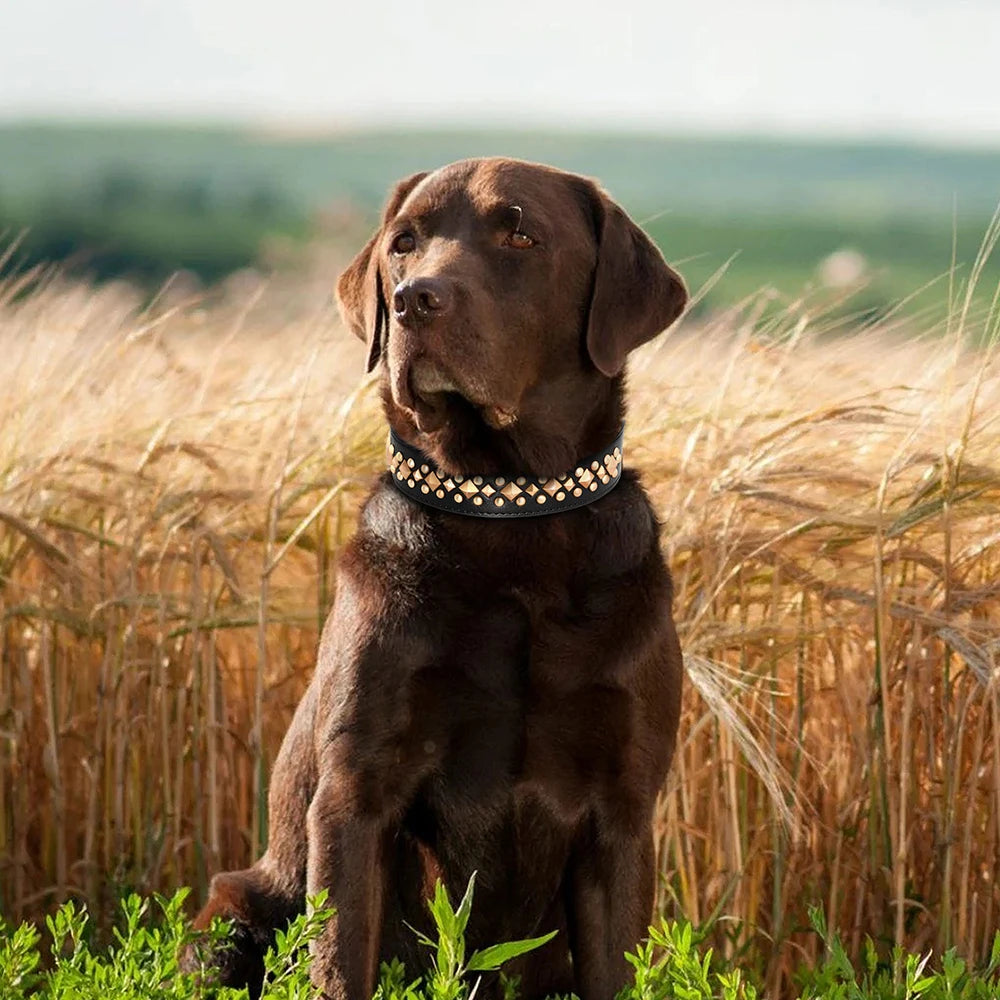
[{"left": 392, "top": 278, "right": 452, "bottom": 325}]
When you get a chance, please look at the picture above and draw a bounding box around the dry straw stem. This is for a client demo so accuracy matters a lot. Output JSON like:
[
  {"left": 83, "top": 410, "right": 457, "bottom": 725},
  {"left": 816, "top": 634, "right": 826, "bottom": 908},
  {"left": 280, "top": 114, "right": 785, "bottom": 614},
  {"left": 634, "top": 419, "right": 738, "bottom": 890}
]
[{"left": 1, "top": 242, "right": 999, "bottom": 996}]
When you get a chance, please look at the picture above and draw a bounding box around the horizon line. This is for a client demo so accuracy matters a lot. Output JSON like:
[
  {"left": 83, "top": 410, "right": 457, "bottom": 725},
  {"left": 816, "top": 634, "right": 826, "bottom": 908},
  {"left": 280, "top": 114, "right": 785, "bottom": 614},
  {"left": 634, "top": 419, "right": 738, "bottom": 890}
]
[{"left": 2, "top": 111, "right": 999, "bottom": 154}]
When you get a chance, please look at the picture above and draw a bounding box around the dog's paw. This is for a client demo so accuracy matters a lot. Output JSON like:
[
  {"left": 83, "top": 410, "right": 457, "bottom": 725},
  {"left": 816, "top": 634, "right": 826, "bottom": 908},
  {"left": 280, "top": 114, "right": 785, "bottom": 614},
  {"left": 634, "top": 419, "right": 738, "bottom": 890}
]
[{"left": 180, "top": 869, "right": 280, "bottom": 999}]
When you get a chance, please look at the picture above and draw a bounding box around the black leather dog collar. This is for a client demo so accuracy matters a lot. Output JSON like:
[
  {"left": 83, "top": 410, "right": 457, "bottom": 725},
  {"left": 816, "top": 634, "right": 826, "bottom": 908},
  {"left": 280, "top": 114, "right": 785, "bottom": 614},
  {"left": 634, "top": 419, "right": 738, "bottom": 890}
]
[{"left": 386, "top": 426, "right": 625, "bottom": 518}]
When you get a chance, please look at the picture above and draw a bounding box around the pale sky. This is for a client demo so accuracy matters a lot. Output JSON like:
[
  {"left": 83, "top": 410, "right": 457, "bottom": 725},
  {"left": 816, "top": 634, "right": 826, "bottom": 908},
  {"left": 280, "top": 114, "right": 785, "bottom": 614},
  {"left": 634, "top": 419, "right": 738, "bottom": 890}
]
[{"left": 3, "top": 0, "right": 999, "bottom": 144}]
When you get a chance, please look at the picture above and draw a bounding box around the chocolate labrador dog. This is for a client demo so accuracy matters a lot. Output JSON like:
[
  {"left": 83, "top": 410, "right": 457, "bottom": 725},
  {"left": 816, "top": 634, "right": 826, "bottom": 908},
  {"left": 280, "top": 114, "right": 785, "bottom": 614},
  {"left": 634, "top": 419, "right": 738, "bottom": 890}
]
[{"left": 189, "top": 158, "right": 686, "bottom": 1000}]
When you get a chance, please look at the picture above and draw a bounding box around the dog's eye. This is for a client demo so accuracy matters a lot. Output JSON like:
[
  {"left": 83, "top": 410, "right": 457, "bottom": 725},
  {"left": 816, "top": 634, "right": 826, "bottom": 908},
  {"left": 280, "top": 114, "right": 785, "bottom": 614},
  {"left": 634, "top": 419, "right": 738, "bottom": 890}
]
[
  {"left": 391, "top": 232, "right": 416, "bottom": 255},
  {"left": 505, "top": 231, "right": 535, "bottom": 249}
]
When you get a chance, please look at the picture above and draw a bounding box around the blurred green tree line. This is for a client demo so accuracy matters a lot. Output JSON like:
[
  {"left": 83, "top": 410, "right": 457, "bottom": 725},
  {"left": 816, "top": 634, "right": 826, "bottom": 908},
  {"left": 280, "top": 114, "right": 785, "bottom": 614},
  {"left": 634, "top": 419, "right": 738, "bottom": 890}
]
[{"left": 0, "top": 167, "right": 304, "bottom": 286}]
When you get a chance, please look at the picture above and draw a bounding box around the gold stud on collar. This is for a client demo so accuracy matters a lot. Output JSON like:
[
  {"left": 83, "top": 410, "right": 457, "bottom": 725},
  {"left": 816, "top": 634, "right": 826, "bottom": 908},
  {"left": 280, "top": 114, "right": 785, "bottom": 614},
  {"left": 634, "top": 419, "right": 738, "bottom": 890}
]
[{"left": 384, "top": 427, "right": 625, "bottom": 518}]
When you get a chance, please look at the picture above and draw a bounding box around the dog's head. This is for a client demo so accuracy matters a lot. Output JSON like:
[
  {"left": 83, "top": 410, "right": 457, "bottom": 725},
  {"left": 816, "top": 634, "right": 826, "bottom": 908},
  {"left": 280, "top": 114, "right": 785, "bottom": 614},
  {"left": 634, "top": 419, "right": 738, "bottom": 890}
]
[{"left": 337, "top": 158, "right": 686, "bottom": 476}]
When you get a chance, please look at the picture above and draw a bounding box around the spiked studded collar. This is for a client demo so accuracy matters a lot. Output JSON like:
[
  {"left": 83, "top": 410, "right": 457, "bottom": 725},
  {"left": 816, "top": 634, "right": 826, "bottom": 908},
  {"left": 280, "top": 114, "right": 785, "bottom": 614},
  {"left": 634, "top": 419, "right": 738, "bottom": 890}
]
[{"left": 386, "top": 426, "right": 625, "bottom": 518}]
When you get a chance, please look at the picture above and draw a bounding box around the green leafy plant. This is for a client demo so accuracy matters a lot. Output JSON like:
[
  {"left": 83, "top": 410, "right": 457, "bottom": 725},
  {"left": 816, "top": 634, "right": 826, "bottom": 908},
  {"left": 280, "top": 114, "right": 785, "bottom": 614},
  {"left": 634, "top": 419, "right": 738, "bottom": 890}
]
[
  {"left": 256, "top": 890, "right": 335, "bottom": 1000},
  {"left": 615, "top": 919, "right": 758, "bottom": 1000},
  {"left": 794, "top": 905, "right": 1000, "bottom": 1000},
  {"left": 6, "top": 887, "right": 1000, "bottom": 1000},
  {"left": 0, "top": 876, "right": 556, "bottom": 1000},
  {"left": 386, "top": 872, "right": 557, "bottom": 1000},
  {"left": 0, "top": 918, "right": 42, "bottom": 995},
  {"left": 0, "top": 888, "right": 331, "bottom": 1000}
]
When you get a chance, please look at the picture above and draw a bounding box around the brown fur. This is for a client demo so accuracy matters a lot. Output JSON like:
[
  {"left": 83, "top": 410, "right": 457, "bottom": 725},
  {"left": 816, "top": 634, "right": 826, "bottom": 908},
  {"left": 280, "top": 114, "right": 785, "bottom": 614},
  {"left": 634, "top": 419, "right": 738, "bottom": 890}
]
[{"left": 187, "top": 158, "right": 687, "bottom": 1000}]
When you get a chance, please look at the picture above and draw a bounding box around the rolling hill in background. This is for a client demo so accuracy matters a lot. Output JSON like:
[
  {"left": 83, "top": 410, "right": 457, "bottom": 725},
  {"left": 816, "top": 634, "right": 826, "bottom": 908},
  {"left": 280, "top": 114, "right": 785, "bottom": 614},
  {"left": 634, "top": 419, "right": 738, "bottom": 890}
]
[{"left": 1, "top": 123, "right": 997, "bottom": 311}]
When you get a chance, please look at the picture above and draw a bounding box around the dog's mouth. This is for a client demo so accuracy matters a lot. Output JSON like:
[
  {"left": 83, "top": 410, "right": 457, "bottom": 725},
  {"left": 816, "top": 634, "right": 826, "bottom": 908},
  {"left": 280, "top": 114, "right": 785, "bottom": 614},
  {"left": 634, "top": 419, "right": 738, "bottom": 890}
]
[
  {"left": 390, "top": 350, "right": 520, "bottom": 435},
  {"left": 410, "top": 358, "right": 461, "bottom": 399},
  {"left": 389, "top": 355, "right": 462, "bottom": 433}
]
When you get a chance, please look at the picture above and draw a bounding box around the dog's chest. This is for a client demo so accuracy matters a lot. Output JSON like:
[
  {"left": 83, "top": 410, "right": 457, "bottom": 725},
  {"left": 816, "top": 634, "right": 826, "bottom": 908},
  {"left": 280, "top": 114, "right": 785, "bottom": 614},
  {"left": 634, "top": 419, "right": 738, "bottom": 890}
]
[
  {"left": 340, "top": 503, "right": 661, "bottom": 829},
  {"left": 395, "top": 586, "right": 636, "bottom": 821}
]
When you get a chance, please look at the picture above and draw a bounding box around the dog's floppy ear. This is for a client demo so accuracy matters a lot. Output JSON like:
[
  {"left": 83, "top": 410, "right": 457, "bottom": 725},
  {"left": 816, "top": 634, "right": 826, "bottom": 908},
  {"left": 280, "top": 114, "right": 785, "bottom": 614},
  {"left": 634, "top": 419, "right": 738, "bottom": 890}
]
[
  {"left": 336, "top": 171, "right": 428, "bottom": 373},
  {"left": 582, "top": 184, "right": 688, "bottom": 378}
]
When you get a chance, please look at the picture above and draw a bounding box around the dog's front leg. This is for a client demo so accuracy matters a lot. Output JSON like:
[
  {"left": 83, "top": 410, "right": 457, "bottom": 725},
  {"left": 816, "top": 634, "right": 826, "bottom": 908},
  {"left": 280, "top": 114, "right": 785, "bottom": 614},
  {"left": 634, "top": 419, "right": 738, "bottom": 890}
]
[
  {"left": 306, "top": 774, "right": 389, "bottom": 1000},
  {"left": 566, "top": 827, "right": 656, "bottom": 1000}
]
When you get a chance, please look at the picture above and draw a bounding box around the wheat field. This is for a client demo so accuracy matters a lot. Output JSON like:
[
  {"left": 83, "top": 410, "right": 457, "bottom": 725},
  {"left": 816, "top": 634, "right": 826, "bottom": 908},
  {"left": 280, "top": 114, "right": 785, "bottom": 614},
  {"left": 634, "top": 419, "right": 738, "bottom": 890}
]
[{"left": 1, "top": 238, "right": 999, "bottom": 996}]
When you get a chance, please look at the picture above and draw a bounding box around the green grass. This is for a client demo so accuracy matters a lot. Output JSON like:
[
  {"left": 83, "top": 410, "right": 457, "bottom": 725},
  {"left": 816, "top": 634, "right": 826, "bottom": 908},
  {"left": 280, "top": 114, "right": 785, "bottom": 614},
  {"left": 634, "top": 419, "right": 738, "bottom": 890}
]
[
  {"left": 645, "top": 211, "right": 994, "bottom": 313},
  {"left": 4, "top": 879, "right": 1000, "bottom": 1000}
]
